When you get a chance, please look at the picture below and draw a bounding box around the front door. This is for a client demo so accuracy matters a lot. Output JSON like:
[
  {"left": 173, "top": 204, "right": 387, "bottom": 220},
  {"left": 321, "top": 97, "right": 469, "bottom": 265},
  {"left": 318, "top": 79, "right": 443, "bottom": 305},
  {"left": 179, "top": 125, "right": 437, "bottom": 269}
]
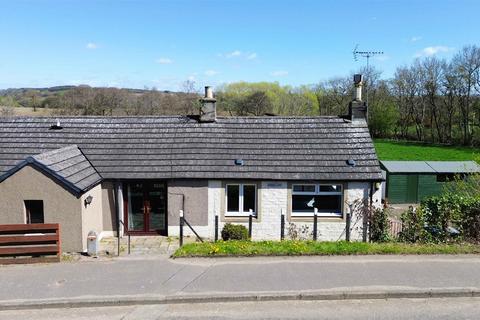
[{"left": 124, "top": 181, "right": 167, "bottom": 235}]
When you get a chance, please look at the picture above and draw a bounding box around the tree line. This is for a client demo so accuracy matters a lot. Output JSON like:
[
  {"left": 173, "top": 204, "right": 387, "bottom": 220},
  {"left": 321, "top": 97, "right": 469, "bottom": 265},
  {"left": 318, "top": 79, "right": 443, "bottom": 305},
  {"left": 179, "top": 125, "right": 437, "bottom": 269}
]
[
  {"left": 216, "top": 45, "right": 480, "bottom": 146},
  {"left": 1, "top": 45, "right": 479, "bottom": 146}
]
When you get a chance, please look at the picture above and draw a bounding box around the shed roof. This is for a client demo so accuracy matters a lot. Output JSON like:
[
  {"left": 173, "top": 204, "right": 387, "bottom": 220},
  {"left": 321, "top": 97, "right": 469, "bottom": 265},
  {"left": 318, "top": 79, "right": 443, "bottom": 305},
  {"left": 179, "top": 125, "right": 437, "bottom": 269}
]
[
  {"left": 426, "top": 161, "right": 480, "bottom": 173},
  {"left": 0, "top": 116, "right": 383, "bottom": 182},
  {"left": 380, "top": 160, "right": 480, "bottom": 174},
  {"left": 0, "top": 144, "right": 102, "bottom": 196},
  {"left": 380, "top": 161, "right": 436, "bottom": 173}
]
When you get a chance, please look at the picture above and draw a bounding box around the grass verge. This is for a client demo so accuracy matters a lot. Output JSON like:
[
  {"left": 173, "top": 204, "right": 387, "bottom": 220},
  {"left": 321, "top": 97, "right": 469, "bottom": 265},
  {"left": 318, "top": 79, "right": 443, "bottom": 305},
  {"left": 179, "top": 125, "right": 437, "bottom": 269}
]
[
  {"left": 173, "top": 240, "right": 480, "bottom": 258},
  {"left": 374, "top": 139, "right": 478, "bottom": 162}
]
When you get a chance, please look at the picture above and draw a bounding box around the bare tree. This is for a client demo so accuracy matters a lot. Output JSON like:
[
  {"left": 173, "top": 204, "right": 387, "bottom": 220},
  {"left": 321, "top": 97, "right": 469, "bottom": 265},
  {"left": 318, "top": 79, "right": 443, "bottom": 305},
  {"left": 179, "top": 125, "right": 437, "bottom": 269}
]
[
  {"left": 451, "top": 45, "right": 480, "bottom": 145},
  {"left": 0, "top": 106, "right": 15, "bottom": 116},
  {"left": 316, "top": 76, "right": 352, "bottom": 116},
  {"left": 419, "top": 57, "right": 447, "bottom": 143}
]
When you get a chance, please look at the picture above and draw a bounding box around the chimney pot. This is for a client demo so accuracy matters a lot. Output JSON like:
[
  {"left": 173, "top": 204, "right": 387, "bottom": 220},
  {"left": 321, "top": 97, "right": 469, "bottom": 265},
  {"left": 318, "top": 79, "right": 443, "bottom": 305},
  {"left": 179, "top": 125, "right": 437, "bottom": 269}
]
[
  {"left": 349, "top": 74, "right": 367, "bottom": 122},
  {"left": 353, "top": 74, "right": 363, "bottom": 102},
  {"left": 205, "top": 86, "right": 214, "bottom": 99},
  {"left": 199, "top": 86, "right": 217, "bottom": 122}
]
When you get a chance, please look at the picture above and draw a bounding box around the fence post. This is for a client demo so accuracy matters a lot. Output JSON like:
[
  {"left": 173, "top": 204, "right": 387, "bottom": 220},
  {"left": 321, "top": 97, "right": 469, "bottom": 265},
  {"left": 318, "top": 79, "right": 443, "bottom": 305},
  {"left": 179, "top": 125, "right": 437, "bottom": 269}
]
[
  {"left": 313, "top": 208, "right": 318, "bottom": 241},
  {"left": 179, "top": 210, "right": 184, "bottom": 247},
  {"left": 128, "top": 234, "right": 131, "bottom": 254},
  {"left": 280, "top": 209, "right": 285, "bottom": 240},
  {"left": 248, "top": 209, "right": 253, "bottom": 239},
  {"left": 214, "top": 213, "right": 219, "bottom": 242},
  {"left": 346, "top": 212, "right": 351, "bottom": 242}
]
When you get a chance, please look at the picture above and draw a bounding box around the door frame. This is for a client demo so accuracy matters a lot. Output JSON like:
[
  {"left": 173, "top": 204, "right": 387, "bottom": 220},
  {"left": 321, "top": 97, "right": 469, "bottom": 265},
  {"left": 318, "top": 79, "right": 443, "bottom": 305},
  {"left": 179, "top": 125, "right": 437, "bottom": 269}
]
[{"left": 123, "top": 180, "right": 168, "bottom": 236}]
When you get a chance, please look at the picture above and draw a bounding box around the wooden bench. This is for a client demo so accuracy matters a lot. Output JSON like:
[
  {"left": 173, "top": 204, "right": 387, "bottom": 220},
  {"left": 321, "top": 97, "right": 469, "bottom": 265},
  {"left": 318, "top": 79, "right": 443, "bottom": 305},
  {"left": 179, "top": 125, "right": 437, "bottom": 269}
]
[{"left": 0, "top": 223, "right": 61, "bottom": 264}]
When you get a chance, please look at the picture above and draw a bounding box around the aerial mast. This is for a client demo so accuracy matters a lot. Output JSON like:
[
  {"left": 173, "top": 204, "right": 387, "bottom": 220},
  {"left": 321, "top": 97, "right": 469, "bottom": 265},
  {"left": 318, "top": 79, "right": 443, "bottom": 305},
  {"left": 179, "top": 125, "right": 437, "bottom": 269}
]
[{"left": 353, "top": 45, "right": 384, "bottom": 106}]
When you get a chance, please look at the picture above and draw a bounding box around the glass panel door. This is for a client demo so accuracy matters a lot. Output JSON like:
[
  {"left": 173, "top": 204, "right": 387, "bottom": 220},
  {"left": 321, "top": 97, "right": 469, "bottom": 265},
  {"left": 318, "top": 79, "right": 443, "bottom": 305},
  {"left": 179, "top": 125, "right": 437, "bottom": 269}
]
[
  {"left": 125, "top": 181, "right": 167, "bottom": 235},
  {"left": 127, "top": 183, "right": 145, "bottom": 231},
  {"left": 148, "top": 182, "right": 166, "bottom": 232}
]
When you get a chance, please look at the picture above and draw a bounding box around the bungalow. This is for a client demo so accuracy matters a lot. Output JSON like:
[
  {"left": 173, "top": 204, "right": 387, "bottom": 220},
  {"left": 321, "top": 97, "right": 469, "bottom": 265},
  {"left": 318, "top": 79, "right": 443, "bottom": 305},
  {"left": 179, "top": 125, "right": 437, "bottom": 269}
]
[{"left": 0, "top": 76, "right": 383, "bottom": 252}]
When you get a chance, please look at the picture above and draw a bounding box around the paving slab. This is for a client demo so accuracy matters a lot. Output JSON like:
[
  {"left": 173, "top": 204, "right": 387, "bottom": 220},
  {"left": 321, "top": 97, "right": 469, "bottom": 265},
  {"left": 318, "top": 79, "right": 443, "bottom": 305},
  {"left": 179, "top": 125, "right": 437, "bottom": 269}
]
[{"left": 1, "top": 254, "right": 480, "bottom": 307}]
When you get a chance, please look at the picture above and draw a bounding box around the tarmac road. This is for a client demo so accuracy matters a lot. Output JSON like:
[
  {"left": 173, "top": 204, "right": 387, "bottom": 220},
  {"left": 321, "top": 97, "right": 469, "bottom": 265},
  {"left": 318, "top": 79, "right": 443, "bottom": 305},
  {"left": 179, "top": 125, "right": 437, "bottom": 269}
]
[{"left": 1, "top": 297, "right": 479, "bottom": 320}]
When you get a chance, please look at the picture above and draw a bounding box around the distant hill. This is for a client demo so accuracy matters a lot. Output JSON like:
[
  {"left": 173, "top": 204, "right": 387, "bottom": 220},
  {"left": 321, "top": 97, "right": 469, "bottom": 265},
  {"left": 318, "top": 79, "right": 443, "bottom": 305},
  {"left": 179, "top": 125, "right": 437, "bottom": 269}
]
[
  {"left": 0, "top": 85, "right": 197, "bottom": 116},
  {"left": 0, "top": 85, "right": 174, "bottom": 97}
]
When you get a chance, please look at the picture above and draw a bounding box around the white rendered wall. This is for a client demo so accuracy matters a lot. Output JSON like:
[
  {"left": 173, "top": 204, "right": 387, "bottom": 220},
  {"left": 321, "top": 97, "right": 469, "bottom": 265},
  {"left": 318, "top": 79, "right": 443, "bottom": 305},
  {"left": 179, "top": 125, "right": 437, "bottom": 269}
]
[{"left": 169, "top": 180, "right": 380, "bottom": 242}]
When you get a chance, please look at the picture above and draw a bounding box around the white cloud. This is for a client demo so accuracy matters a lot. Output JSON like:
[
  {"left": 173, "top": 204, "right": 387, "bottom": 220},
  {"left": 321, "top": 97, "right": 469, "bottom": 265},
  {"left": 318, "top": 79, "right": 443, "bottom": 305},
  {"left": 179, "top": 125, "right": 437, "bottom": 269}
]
[
  {"left": 204, "top": 70, "right": 219, "bottom": 76},
  {"left": 226, "top": 50, "right": 242, "bottom": 58},
  {"left": 155, "top": 58, "right": 173, "bottom": 64},
  {"left": 410, "top": 36, "right": 422, "bottom": 42},
  {"left": 271, "top": 70, "right": 288, "bottom": 77},
  {"left": 415, "top": 46, "right": 453, "bottom": 57},
  {"left": 86, "top": 42, "right": 98, "bottom": 49},
  {"left": 219, "top": 50, "right": 257, "bottom": 60}
]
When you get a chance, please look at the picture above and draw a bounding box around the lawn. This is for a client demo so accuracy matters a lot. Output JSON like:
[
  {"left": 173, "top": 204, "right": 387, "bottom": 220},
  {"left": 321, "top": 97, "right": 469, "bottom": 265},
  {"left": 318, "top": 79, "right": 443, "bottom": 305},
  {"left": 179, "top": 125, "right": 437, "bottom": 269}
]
[
  {"left": 374, "top": 139, "right": 479, "bottom": 163},
  {"left": 173, "top": 240, "right": 480, "bottom": 257}
]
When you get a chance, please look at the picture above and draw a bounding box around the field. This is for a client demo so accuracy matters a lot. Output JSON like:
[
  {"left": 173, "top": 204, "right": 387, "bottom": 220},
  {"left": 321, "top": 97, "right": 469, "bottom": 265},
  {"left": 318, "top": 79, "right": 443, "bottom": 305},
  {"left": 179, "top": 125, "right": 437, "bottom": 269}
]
[
  {"left": 374, "top": 139, "right": 479, "bottom": 163},
  {"left": 1, "top": 106, "right": 54, "bottom": 116}
]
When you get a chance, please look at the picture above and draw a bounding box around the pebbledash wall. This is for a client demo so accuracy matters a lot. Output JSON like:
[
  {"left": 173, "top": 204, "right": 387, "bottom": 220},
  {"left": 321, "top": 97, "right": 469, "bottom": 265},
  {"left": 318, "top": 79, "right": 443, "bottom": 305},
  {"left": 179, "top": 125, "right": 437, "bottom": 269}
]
[{"left": 168, "top": 180, "right": 382, "bottom": 241}]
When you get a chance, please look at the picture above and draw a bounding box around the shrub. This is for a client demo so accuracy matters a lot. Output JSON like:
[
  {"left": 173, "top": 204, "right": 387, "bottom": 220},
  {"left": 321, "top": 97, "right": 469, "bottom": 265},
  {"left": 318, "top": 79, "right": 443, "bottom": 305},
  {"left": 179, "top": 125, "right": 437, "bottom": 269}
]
[
  {"left": 400, "top": 194, "right": 480, "bottom": 243},
  {"left": 421, "top": 195, "right": 462, "bottom": 242},
  {"left": 458, "top": 197, "right": 480, "bottom": 243},
  {"left": 370, "top": 208, "right": 390, "bottom": 242},
  {"left": 221, "top": 223, "right": 248, "bottom": 241},
  {"left": 399, "top": 206, "right": 428, "bottom": 243}
]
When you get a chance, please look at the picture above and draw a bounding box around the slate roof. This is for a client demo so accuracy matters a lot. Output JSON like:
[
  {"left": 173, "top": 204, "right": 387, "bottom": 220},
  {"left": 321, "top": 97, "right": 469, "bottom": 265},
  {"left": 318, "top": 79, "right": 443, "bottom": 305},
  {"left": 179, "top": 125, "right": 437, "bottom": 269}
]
[
  {"left": 0, "top": 144, "right": 102, "bottom": 195},
  {"left": 0, "top": 116, "right": 383, "bottom": 182},
  {"left": 381, "top": 161, "right": 480, "bottom": 174}
]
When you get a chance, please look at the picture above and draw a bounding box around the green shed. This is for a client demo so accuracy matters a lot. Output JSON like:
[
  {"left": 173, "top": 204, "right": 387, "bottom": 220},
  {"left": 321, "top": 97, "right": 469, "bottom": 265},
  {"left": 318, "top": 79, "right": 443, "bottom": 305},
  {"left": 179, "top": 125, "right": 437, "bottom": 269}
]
[{"left": 380, "top": 161, "right": 480, "bottom": 204}]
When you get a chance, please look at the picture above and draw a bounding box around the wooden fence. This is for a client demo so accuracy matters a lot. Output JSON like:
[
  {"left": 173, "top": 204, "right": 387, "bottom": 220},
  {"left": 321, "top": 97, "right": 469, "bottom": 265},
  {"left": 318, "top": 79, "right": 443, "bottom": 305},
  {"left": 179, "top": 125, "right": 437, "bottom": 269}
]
[{"left": 0, "top": 223, "right": 61, "bottom": 264}]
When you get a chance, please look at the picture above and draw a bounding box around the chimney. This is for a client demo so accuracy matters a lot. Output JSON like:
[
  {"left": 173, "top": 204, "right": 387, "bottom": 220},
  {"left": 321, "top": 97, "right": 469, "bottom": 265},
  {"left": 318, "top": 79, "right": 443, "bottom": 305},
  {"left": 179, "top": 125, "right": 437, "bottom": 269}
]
[
  {"left": 199, "top": 86, "right": 217, "bottom": 122},
  {"left": 349, "top": 74, "right": 368, "bottom": 122}
]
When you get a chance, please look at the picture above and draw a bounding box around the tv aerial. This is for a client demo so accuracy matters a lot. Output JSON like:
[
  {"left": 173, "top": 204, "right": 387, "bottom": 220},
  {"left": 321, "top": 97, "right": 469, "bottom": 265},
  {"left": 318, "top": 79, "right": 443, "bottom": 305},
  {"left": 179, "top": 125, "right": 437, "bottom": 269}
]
[{"left": 352, "top": 45, "right": 384, "bottom": 105}]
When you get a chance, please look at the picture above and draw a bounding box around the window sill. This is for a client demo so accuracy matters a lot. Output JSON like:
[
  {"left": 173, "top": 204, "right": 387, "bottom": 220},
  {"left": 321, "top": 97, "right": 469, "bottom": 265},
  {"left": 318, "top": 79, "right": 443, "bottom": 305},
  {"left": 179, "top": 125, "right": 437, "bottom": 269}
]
[
  {"left": 225, "top": 213, "right": 256, "bottom": 217},
  {"left": 225, "top": 215, "right": 257, "bottom": 218},
  {"left": 224, "top": 214, "right": 258, "bottom": 222},
  {"left": 289, "top": 215, "right": 344, "bottom": 222}
]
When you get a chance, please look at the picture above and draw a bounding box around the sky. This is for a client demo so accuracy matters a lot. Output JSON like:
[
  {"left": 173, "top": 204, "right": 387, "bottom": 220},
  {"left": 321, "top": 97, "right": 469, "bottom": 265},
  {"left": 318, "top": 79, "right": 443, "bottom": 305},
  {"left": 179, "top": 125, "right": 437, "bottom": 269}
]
[{"left": 0, "top": 0, "right": 479, "bottom": 91}]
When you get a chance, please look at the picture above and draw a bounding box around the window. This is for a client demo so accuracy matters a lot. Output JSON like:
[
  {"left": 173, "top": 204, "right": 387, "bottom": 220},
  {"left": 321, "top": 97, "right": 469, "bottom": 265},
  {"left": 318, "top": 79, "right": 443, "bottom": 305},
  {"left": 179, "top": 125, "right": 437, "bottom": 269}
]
[
  {"left": 25, "top": 200, "right": 44, "bottom": 224},
  {"left": 226, "top": 184, "right": 256, "bottom": 216},
  {"left": 291, "top": 184, "right": 343, "bottom": 217},
  {"left": 436, "top": 173, "right": 461, "bottom": 182}
]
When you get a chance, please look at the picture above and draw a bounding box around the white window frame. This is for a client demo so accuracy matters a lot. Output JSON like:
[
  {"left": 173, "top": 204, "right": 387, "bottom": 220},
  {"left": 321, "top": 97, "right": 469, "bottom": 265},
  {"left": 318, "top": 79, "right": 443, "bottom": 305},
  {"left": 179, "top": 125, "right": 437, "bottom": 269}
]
[
  {"left": 291, "top": 184, "right": 343, "bottom": 217},
  {"left": 226, "top": 183, "right": 257, "bottom": 216}
]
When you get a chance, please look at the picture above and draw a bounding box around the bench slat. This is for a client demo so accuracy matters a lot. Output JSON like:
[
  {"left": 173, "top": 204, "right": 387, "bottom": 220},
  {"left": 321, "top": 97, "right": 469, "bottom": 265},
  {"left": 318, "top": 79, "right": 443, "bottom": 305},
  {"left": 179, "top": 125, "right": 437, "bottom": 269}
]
[
  {"left": 0, "top": 223, "right": 59, "bottom": 233},
  {"left": 0, "top": 235, "right": 59, "bottom": 245},
  {"left": 0, "top": 245, "right": 59, "bottom": 256},
  {"left": 0, "top": 256, "right": 60, "bottom": 265}
]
